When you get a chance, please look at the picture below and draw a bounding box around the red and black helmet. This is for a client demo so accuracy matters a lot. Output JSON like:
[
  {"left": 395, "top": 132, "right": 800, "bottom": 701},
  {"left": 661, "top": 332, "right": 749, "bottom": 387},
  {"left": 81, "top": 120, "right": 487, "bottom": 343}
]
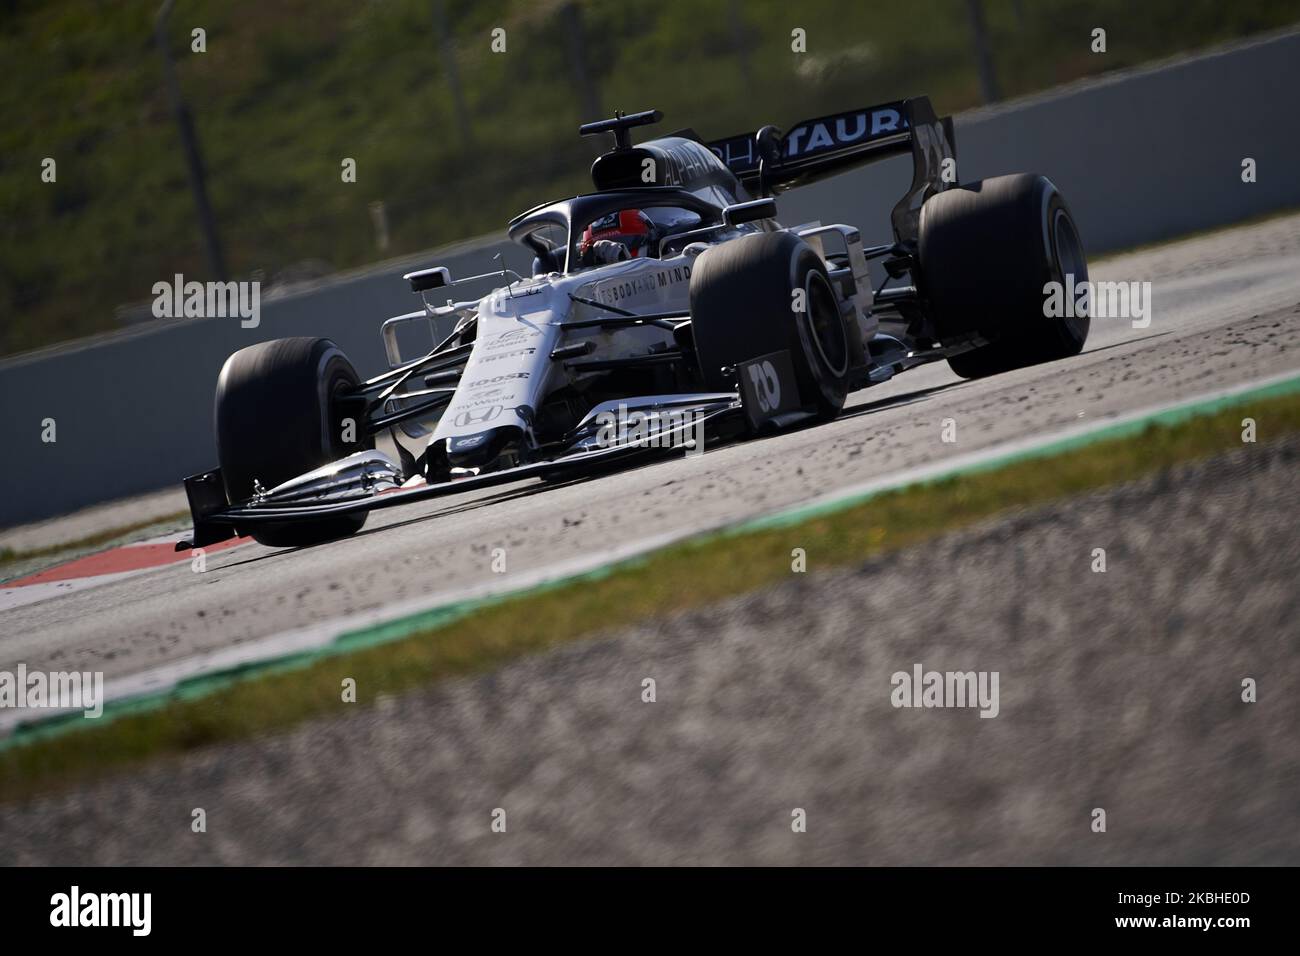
[{"left": 579, "top": 209, "right": 655, "bottom": 261}]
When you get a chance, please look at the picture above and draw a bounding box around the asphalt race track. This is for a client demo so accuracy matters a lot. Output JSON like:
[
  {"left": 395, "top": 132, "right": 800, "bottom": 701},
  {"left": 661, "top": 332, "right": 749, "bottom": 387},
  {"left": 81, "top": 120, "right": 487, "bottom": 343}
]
[
  {"left": 2, "top": 211, "right": 1299, "bottom": 864},
  {"left": 1, "top": 213, "right": 1299, "bottom": 692}
]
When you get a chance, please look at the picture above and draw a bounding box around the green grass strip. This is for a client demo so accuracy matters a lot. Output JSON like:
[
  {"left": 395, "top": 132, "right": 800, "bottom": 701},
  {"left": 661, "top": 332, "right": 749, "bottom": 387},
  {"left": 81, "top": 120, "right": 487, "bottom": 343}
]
[{"left": 3, "top": 386, "right": 1299, "bottom": 801}]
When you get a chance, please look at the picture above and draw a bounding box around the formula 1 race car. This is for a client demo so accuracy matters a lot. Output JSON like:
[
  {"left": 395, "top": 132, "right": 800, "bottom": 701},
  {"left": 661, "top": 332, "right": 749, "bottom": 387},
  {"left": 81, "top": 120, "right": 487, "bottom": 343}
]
[{"left": 179, "top": 96, "right": 1090, "bottom": 550}]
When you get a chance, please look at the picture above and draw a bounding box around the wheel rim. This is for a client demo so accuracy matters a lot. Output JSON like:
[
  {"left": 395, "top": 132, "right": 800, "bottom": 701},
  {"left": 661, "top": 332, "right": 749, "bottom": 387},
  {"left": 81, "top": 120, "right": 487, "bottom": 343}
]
[
  {"left": 1051, "top": 207, "right": 1088, "bottom": 339},
  {"left": 803, "top": 270, "right": 849, "bottom": 377}
]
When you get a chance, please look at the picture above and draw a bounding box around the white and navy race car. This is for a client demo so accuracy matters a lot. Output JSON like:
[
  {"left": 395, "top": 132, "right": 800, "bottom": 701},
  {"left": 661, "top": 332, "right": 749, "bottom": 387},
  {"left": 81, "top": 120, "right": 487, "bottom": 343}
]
[{"left": 180, "top": 97, "right": 1090, "bottom": 549}]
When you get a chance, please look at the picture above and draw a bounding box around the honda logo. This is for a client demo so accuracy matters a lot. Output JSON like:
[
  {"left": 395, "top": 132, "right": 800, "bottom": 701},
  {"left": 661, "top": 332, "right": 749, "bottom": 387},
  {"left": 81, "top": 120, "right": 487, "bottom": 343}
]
[{"left": 454, "top": 405, "right": 503, "bottom": 427}]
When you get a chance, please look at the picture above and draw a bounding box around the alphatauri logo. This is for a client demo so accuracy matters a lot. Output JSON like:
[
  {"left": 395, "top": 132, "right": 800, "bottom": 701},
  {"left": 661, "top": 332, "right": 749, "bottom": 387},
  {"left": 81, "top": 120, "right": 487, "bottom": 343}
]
[
  {"left": 747, "top": 360, "right": 782, "bottom": 413},
  {"left": 785, "top": 107, "right": 905, "bottom": 158},
  {"left": 50, "top": 886, "right": 151, "bottom": 936}
]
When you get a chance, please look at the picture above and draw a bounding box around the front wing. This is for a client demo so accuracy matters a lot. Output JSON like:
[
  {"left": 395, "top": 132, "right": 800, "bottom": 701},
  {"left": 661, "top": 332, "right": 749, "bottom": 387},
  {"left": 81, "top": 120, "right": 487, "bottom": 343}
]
[{"left": 178, "top": 395, "right": 753, "bottom": 550}]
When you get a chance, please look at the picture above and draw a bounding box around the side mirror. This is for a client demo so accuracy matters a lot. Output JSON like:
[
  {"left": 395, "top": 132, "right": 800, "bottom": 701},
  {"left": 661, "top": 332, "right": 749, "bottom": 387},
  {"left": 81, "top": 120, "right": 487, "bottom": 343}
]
[
  {"left": 723, "top": 198, "right": 777, "bottom": 227},
  {"left": 404, "top": 266, "right": 450, "bottom": 293}
]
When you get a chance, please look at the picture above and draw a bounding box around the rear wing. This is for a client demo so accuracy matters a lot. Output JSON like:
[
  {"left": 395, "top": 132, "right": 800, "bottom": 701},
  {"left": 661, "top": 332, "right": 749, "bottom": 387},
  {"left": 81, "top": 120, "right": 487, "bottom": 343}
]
[{"left": 707, "top": 96, "right": 956, "bottom": 244}]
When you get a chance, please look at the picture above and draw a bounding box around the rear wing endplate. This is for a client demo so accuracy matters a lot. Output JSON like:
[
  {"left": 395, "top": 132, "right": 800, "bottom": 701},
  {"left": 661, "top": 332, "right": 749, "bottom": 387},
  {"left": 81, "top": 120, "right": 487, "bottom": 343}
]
[{"left": 707, "top": 96, "right": 956, "bottom": 244}]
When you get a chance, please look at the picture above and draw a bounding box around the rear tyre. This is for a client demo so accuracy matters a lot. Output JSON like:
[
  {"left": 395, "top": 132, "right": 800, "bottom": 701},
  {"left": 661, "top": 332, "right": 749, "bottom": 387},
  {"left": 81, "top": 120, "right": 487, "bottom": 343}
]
[
  {"left": 918, "top": 173, "right": 1089, "bottom": 379},
  {"left": 214, "top": 337, "right": 370, "bottom": 548},
  {"left": 689, "top": 231, "right": 851, "bottom": 419}
]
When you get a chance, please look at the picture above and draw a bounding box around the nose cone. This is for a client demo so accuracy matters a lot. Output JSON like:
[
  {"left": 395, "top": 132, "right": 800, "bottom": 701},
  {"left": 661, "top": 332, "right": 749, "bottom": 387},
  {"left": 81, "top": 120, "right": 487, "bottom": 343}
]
[{"left": 445, "top": 426, "right": 522, "bottom": 469}]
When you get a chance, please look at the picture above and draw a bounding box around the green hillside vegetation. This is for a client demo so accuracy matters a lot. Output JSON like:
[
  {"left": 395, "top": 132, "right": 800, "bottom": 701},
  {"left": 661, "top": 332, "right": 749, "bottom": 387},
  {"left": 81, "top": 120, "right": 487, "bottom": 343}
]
[{"left": 2, "top": 0, "right": 1297, "bottom": 355}]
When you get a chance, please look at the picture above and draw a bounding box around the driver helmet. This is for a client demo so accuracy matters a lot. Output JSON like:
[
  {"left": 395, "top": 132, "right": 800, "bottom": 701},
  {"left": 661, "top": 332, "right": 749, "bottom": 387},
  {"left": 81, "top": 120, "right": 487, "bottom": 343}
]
[{"left": 579, "top": 209, "right": 655, "bottom": 263}]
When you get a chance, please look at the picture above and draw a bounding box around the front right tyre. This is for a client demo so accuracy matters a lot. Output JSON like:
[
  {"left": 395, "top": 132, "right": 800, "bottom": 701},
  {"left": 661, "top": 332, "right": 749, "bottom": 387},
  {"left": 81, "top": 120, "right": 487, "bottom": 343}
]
[
  {"left": 214, "top": 336, "right": 370, "bottom": 548},
  {"left": 689, "top": 231, "right": 852, "bottom": 420}
]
